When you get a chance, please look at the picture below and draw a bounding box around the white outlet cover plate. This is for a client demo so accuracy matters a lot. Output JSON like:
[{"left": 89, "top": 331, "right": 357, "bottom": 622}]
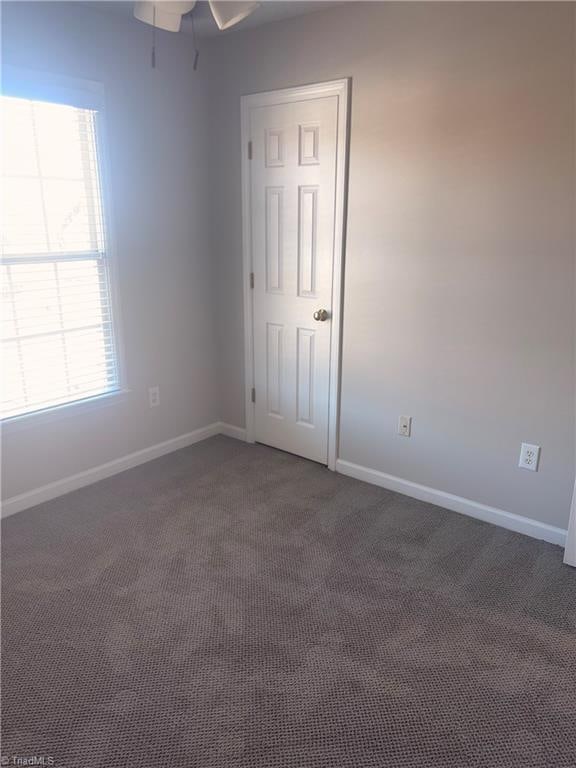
[
  {"left": 519, "top": 442, "right": 540, "bottom": 471},
  {"left": 398, "top": 415, "right": 412, "bottom": 437},
  {"left": 148, "top": 386, "right": 160, "bottom": 407}
]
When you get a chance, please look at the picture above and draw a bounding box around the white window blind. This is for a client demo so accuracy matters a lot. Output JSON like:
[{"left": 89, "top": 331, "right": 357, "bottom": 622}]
[{"left": 1, "top": 95, "right": 119, "bottom": 420}]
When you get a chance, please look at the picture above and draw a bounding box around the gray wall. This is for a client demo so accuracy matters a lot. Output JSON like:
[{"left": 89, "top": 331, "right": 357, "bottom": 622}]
[
  {"left": 1, "top": 2, "right": 218, "bottom": 498},
  {"left": 204, "top": 1, "right": 576, "bottom": 529},
  {"left": 2, "top": 2, "right": 574, "bottom": 532}
]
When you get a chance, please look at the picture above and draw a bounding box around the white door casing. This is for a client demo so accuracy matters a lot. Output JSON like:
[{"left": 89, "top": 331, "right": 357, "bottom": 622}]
[
  {"left": 564, "top": 478, "right": 576, "bottom": 567},
  {"left": 241, "top": 80, "right": 349, "bottom": 468}
]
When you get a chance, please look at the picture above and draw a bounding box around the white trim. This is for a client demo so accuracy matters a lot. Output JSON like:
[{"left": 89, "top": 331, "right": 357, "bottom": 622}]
[
  {"left": 2, "top": 65, "right": 105, "bottom": 111},
  {"left": 1, "top": 423, "right": 214, "bottom": 518},
  {"left": 336, "top": 459, "right": 567, "bottom": 547},
  {"left": 3, "top": 421, "right": 567, "bottom": 549},
  {"left": 327, "top": 80, "right": 350, "bottom": 471},
  {"left": 564, "top": 478, "right": 576, "bottom": 566},
  {"left": 240, "top": 78, "right": 350, "bottom": 469},
  {"left": 1, "top": 389, "right": 131, "bottom": 435},
  {"left": 240, "top": 80, "right": 351, "bottom": 110},
  {"left": 1, "top": 422, "right": 249, "bottom": 519},
  {"left": 241, "top": 93, "right": 256, "bottom": 445},
  {"left": 217, "top": 422, "right": 248, "bottom": 442}
]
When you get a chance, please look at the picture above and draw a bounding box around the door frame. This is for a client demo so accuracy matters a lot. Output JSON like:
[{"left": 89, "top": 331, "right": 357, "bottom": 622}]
[
  {"left": 564, "top": 478, "right": 576, "bottom": 566},
  {"left": 241, "top": 78, "right": 350, "bottom": 470}
]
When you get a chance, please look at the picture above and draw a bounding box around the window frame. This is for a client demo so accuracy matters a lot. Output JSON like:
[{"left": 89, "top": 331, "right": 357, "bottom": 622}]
[{"left": 1, "top": 67, "right": 128, "bottom": 430}]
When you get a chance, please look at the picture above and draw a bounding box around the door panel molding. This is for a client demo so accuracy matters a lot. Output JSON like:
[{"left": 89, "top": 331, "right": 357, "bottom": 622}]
[
  {"left": 241, "top": 79, "right": 350, "bottom": 470},
  {"left": 296, "top": 327, "right": 315, "bottom": 426},
  {"left": 265, "top": 186, "right": 284, "bottom": 294},
  {"left": 298, "top": 185, "right": 318, "bottom": 298}
]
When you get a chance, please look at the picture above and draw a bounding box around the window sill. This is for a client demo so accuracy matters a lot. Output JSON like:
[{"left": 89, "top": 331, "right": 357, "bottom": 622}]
[{"left": 1, "top": 389, "right": 132, "bottom": 435}]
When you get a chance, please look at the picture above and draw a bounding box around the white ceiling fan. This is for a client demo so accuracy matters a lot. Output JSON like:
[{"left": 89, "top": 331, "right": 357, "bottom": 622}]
[{"left": 134, "top": 1, "right": 260, "bottom": 34}]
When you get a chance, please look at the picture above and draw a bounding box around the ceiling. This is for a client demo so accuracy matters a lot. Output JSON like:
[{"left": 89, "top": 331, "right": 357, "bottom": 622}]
[{"left": 85, "top": 2, "right": 345, "bottom": 38}]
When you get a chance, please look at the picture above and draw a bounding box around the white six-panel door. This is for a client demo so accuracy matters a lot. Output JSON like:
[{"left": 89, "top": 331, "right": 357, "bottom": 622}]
[{"left": 244, "top": 83, "right": 347, "bottom": 465}]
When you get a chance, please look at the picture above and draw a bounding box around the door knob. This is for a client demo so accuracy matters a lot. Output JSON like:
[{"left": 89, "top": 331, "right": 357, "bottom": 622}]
[{"left": 313, "top": 309, "right": 329, "bottom": 322}]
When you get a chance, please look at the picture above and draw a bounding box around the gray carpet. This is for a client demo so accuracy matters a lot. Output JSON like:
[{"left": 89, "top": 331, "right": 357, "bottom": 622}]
[{"left": 2, "top": 435, "right": 575, "bottom": 768}]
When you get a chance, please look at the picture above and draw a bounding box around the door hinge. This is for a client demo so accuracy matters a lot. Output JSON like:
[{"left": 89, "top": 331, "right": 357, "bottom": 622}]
[
  {"left": 251, "top": 387, "right": 256, "bottom": 403},
  {"left": 249, "top": 272, "right": 254, "bottom": 289},
  {"left": 247, "top": 140, "right": 253, "bottom": 160}
]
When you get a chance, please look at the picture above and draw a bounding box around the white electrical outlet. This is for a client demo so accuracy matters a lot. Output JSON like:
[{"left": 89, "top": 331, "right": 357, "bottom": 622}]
[
  {"left": 519, "top": 443, "right": 540, "bottom": 471},
  {"left": 148, "top": 385, "right": 160, "bottom": 408},
  {"left": 398, "top": 415, "right": 412, "bottom": 437}
]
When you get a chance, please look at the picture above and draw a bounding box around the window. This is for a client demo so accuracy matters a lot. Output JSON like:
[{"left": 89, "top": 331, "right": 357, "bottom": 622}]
[{"left": 1, "top": 94, "right": 120, "bottom": 420}]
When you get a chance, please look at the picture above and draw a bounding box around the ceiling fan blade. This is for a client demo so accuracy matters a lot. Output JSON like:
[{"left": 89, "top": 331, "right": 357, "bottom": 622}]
[
  {"left": 208, "top": 1, "right": 260, "bottom": 30},
  {"left": 134, "top": 1, "right": 197, "bottom": 33}
]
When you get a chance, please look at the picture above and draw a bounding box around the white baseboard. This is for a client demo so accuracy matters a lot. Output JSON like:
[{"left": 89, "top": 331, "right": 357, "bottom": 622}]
[
  {"left": 216, "top": 422, "right": 247, "bottom": 442},
  {"left": 4, "top": 426, "right": 565, "bottom": 551},
  {"left": 336, "top": 459, "right": 567, "bottom": 547},
  {"left": 1, "top": 421, "right": 248, "bottom": 519}
]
